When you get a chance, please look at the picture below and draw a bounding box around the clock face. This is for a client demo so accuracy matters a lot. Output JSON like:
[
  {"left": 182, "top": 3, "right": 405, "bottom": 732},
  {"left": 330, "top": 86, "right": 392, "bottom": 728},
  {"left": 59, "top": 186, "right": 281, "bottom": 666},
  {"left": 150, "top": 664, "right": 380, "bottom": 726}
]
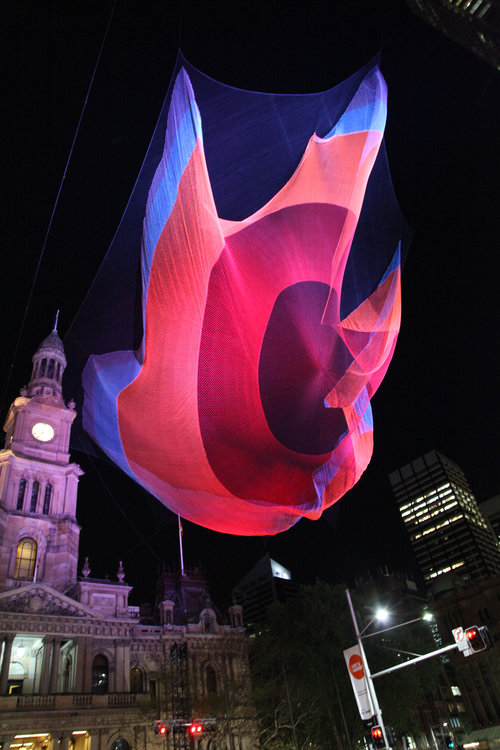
[{"left": 31, "top": 422, "right": 55, "bottom": 442}]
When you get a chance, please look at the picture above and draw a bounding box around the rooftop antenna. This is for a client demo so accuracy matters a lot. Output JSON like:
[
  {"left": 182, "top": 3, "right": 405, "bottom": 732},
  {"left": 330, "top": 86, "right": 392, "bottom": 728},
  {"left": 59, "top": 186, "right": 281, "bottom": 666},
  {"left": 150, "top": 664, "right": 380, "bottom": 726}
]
[{"left": 53, "top": 310, "right": 60, "bottom": 332}]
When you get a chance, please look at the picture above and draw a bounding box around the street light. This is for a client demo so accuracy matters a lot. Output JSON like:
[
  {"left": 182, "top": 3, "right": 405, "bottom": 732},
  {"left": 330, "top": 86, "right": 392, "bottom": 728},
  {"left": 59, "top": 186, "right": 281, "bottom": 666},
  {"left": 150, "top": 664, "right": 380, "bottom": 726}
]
[
  {"left": 345, "top": 590, "right": 434, "bottom": 750},
  {"left": 376, "top": 609, "right": 390, "bottom": 623},
  {"left": 357, "top": 607, "right": 390, "bottom": 639},
  {"left": 362, "top": 612, "right": 434, "bottom": 639},
  {"left": 346, "top": 589, "right": 390, "bottom": 750}
]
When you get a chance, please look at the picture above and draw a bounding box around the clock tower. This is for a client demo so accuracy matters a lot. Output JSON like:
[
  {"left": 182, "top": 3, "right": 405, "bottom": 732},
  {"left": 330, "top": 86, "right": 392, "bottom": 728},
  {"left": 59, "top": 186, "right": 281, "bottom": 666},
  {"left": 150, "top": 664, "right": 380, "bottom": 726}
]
[{"left": 0, "top": 322, "right": 83, "bottom": 593}]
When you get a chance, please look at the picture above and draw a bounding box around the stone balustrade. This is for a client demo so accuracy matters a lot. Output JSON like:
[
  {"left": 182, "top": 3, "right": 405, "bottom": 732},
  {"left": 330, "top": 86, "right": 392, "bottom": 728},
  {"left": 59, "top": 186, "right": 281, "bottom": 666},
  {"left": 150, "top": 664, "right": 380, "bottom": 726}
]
[{"left": 0, "top": 691, "right": 152, "bottom": 712}]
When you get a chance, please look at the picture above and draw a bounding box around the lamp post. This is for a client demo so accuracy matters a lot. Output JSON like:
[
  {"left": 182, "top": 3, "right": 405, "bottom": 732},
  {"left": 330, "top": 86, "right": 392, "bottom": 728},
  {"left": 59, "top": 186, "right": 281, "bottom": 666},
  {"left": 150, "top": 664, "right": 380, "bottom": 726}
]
[
  {"left": 345, "top": 588, "right": 390, "bottom": 750},
  {"left": 345, "top": 590, "right": 434, "bottom": 750}
]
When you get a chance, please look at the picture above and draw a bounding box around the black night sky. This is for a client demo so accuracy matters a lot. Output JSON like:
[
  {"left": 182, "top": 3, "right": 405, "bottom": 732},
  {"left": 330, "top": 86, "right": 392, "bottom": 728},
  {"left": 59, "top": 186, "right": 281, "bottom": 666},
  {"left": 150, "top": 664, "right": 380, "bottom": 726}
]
[{"left": 2, "top": 1, "right": 499, "bottom": 608}]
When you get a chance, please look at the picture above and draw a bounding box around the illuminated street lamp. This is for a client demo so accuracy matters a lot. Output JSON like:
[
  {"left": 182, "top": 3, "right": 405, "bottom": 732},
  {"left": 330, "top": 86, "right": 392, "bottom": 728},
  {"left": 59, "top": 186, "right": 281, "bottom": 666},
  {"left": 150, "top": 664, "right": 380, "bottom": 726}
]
[
  {"left": 346, "top": 590, "right": 434, "bottom": 750},
  {"left": 376, "top": 608, "right": 390, "bottom": 623}
]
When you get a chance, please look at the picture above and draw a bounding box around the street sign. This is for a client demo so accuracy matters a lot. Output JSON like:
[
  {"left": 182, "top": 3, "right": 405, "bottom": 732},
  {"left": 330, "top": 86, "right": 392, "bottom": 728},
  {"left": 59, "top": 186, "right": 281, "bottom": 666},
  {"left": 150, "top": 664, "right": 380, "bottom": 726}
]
[{"left": 452, "top": 626, "right": 471, "bottom": 655}]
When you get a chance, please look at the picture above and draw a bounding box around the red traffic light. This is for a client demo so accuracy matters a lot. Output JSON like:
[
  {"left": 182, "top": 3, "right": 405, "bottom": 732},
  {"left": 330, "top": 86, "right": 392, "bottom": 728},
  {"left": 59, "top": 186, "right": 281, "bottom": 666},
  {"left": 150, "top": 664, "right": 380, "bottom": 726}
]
[
  {"left": 465, "top": 626, "right": 487, "bottom": 653},
  {"left": 189, "top": 722, "right": 203, "bottom": 735},
  {"left": 371, "top": 726, "right": 385, "bottom": 748},
  {"left": 154, "top": 720, "right": 169, "bottom": 735}
]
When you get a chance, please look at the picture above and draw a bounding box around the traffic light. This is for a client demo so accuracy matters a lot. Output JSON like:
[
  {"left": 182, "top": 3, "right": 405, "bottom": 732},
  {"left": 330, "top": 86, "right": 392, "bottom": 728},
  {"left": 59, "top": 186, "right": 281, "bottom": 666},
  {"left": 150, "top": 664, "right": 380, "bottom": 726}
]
[
  {"left": 465, "top": 625, "right": 492, "bottom": 653},
  {"left": 154, "top": 720, "right": 169, "bottom": 736},
  {"left": 189, "top": 722, "right": 203, "bottom": 736},
  {"left": 444, "top": 734, "right": 454, "bottom": 749},
  {"left": 371, "top": 726, "right": 385, "bottom": 748}
]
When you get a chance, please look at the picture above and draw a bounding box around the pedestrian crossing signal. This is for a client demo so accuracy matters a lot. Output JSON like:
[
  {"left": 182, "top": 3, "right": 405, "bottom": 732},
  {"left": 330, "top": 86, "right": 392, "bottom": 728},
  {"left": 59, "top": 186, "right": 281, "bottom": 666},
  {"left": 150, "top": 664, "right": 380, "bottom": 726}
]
[{"left": 371, "top": 726, "right": 385, "bottom": 748}]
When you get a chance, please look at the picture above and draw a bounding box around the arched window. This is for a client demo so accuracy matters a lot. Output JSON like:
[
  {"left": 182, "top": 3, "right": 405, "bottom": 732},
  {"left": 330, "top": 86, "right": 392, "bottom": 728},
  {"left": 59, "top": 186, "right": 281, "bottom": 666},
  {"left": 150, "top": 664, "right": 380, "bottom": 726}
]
[
  {"left": 30, "top": 481, "right": 39, "bottom": 513},
  {"left": 110, "top": 741, "right": 130, "bottom": 750},
  {"left": 91, "top": 654, "right": 109, "bottom": 693},
  {"left": 14, "top": 538, "right": 37, "bottom": 580},
  {"left": 56, "top": 362, "right": 61, "bottom": 381},
  {"left": 16, "top": 479, "right": 26, "bottom": 510},
  {"left": 130, "top": 667, "right": 143, "bottom": 693},
  {"left": 40, "top": 359, "right": 47, "bottom": 377},
  {"left": 47, "top": 359, "right": 55, "bottom": 378},
  {"left": 206, "top": 666, "right": 217, "bottom": 694},
  {"left": 42, "top": 484, "right": 52, "bottom": 515}
]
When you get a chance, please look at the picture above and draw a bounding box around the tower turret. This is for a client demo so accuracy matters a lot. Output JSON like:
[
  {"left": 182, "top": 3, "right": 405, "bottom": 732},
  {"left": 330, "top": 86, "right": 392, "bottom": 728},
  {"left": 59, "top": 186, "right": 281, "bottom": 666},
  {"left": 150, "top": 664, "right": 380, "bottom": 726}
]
[{"left": 23, "top": 312, "right": 67, "bottom": 403}]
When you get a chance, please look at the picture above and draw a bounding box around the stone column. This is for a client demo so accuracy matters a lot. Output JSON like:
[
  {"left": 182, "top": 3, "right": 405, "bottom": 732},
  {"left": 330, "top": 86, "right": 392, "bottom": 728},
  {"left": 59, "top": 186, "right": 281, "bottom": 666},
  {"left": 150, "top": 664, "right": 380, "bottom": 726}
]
[
  {"left": 39, "top": 636, "right": 53, "bottom": 694},
  {"left": 114, "top": 640, "right": 123, "bottom": 693},
  {"left": 74, "top": 638, "right": 87, "bottom": 693},
  {"left": 83, "top": 637, "right": 93, "bottom": 693},
  {"left": 89, "top": 729, "right": 107, "bottom": 750},
  {"left": 123, "top": 640, "right": 130, "bottom": 692},
  {"left": 0, "top": 634, "right": 15, "bottom": 694},
  {"left": 0, "top": 735, "right": 16, "bottom": 750},
  {"left": 189, "top": 651, "right": 198, "bottom": 702},
  {"left": 49, "top": 638, "right": 62, "bottom": 693}
]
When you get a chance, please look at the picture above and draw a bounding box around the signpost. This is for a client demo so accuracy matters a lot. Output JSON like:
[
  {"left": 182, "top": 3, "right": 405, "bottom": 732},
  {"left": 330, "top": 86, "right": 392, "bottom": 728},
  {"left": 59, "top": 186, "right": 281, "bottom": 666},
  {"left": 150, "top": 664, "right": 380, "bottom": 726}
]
[{"left": 452, "top": 627, "right": 470, "bottom": 655}]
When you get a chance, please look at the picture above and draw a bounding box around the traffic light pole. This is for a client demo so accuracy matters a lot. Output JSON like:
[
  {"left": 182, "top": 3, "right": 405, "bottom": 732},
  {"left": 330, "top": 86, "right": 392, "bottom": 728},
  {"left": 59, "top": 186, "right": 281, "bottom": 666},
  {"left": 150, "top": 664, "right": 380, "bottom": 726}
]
[{"left": 345, "top": 589, "right": 391, "bottom": 750}]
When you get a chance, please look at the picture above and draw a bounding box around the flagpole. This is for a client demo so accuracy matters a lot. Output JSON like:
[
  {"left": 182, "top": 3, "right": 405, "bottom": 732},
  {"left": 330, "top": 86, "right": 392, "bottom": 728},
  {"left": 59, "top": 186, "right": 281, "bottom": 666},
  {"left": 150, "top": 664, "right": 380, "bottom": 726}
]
[{"left": 178, "top": 514, "right": 185, "bottom": 576}]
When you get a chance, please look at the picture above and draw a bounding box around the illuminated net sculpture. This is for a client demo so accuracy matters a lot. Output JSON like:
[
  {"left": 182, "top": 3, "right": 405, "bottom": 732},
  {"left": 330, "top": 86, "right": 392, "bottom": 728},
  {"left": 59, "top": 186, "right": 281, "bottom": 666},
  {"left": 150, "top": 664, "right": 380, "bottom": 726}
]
[{"left": 68, "top": 55, "right": 409, "bottom": 535}]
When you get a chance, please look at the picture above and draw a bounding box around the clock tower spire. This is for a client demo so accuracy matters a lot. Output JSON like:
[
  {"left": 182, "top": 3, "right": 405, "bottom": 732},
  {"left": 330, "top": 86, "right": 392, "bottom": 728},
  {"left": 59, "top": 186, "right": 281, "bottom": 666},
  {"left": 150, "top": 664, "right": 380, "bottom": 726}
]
[
  {"left": 0, "top": 322, "right": 83, "bottom": 593},
  {"left": 23, "top": 309, "right": 66, "bottom": 403}
]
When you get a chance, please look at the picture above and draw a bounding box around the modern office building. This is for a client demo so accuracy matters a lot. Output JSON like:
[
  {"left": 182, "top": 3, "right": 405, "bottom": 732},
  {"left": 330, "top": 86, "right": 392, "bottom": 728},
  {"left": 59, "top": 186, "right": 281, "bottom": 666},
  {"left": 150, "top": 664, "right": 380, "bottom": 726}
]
[
  {"left": 432, "top": 573, "right": 500, "bottom": 731},
  {"left": 233, "top": 554, "right": 298, "bottom": 629},
  {"left": 389, "top": 450, "right": 500, "bottom": 596},
  {"left": 479, "top": 494, "right": 500, "bottom": 543},
  {"left": 405, "top": 0, "right": 500, "bottom": 70}
]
